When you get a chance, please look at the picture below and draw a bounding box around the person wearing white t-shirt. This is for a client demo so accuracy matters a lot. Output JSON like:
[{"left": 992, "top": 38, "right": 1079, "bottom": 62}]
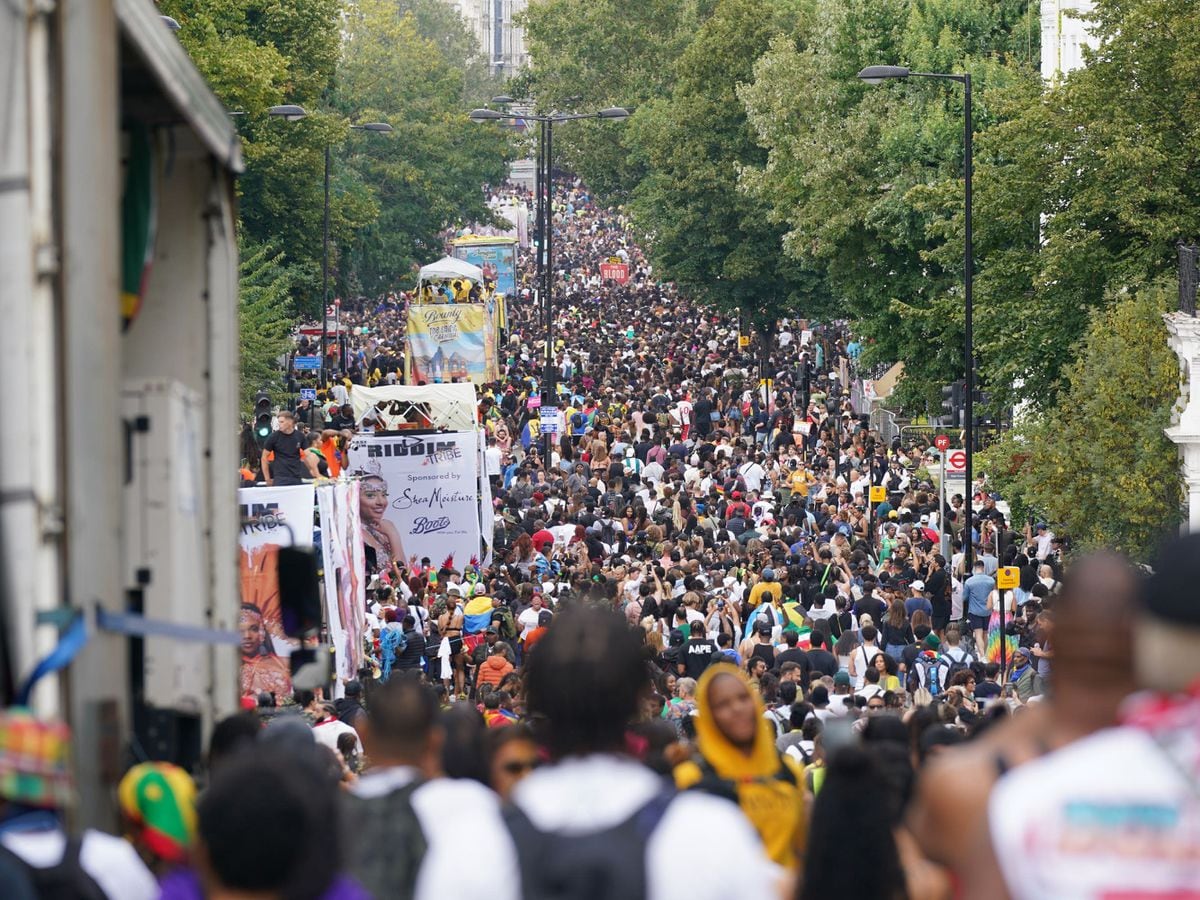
[
  {"left": 738, "top": 457, "right": 767, "bottom": 494},
  {"left": 517, "top": 595, "right": 545, "bottom": 642},
  {"left": 473, "top": 608, "right": 779, "bottom": 900},
  {"left": 987, "top": 538, "right": 1200, "bottom": 900}
]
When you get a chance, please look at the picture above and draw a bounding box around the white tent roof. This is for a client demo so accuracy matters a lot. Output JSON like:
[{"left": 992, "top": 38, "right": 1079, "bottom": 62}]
[{"left": 418, "top": 256, "right": 484, "bottom": 284}]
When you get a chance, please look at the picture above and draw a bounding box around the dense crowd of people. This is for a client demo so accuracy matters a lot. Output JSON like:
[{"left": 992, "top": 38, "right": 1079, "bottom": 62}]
[{"left": 5, "top": 181, "right": 1199, "bottom": 899}]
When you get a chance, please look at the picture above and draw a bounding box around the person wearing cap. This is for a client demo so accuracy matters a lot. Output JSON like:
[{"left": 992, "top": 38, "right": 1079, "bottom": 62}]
[
  {"left": 0, "top": 710, "right": 158, "bottom": 899},
  {"left": 118, "top": 762, "right": 196, "bottom": 882},
  {"left": 473, "top": 625, "right": 516, "bottom": 670},
  {"left": 904, "top": 581, "right": 933, "bottom": 620},
  {"left": 747, "top": 567, "right": 779, "bottom": 609},
  {"left": 1024, "top": 519, "right": 1056, "bottom": 562}
]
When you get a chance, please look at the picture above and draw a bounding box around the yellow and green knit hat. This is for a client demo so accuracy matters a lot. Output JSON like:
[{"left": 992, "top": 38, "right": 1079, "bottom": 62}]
[{"left": 118, "top": 762, "right": 196, "bottom": 864}]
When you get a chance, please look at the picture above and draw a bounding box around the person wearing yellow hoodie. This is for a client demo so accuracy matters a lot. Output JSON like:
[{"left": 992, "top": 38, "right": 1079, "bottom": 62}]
[{"left": 674, "top": 664, "right": 807, "bottom": 870}]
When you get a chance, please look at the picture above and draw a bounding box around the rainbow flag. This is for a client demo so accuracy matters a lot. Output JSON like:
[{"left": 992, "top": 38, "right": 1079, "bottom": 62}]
[{"left": 463, "top": 596, "right": 494, "bottom": 634}]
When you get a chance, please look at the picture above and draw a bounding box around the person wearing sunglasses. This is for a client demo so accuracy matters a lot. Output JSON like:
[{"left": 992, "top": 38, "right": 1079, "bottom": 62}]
[{"left": 486, "top": 725, "right": 539, "bottom": 802}]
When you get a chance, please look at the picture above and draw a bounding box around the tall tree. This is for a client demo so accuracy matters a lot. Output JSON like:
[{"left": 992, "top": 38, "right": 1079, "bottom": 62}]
[
  {"left": 739, "top": 0, "right": 1040, "bottom": 408},
  {"left": 238, "top": 237, "right": 299, "bottom": 412},
  {"left": 968, "top": 0, "right": 1200, "bottom": 409},
  {"left": 625, "top": 0, "right": 831, "bottom": 327},
  {"left": 977, "top": 282, "right": 1182, "bottom": 561},
  {"left": 333, "top": 0, "right": 513, "bottom": 295},
  {"left": 519, "top": 0, "right": 706, "bottom": 200},
  {"left": 160, "top": 0, "right": 368, "bottom": 311}
]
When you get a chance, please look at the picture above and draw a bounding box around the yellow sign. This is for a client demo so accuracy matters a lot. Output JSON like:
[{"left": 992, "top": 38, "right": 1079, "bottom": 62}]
[
  {"left": 869, "top": 486, "right": 886, "bottom": 503},
  {"left": 996, "top": 566, "right": 1020, "bottom": 590},
  {"left": 739, "top": 335, "right": 750, "bottom": 348}
]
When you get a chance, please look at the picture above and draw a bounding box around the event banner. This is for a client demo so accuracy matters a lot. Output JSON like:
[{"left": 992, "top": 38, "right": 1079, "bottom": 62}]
[
  {"left": 317, "top": 481, "right": 367, "bottom": 683},
  {"left": 599, "top": 260, "right": 630, "bottom": 284},
  {"left": 453, "top": 240, "right": 517, "bottom": 296},
  {"left": 405, "top": 304, "right": 495, "bottom": 385},
  {"left": 237, "top": 484, "right": 315, "bottom": 700},
  {"left": 348, "top": 432, "right": 482, "bottom": 577},
  {"left": 477, "top": 433, "right": 494, "bottom": 569}
]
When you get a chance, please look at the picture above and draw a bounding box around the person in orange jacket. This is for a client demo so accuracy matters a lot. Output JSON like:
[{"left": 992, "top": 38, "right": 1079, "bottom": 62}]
[{"left": 476, "top": 645, "right": 515, "bottom": 692}]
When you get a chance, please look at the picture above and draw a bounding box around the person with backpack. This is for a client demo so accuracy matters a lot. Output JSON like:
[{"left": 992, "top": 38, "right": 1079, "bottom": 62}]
[
  {"left": 675, "top": 664, "right": 808, "bottom": 870},
  {"left": 344, "top": 678, "right": 512, "bottom": 900},
  {"left": 482, "top": 606, "right": 777, "bottom": 900},
  {"left": 940, "top": 626, "right": 975, "bottom": 685},
  {"left": 906, "top": 634, "right": 948, "bottom": 699}
]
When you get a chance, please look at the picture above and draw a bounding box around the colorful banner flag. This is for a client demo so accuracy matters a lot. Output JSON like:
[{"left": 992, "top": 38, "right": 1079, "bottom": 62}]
[
  {"left": 121, "top": 123, "right": 157, "bottom": 330},
  {"left": 317, "top": 481, "right": 367, "bottom": 683},
  {"left": 462, "top": 595, "right": 494, "bottom": 634},
  {"left": 236, "top": 485, "right": 315, "bottom": 699},
  {"left": 347, "top": 432, "right": 484, "bottom": 578},
  {"left": 405, "top": 304, "right": 495, "bottom": 385},
  {"left": 452, "top": 238, "right": 518, "bottom": 296}
]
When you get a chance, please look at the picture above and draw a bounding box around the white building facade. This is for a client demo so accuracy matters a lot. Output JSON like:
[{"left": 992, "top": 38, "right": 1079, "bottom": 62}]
[
  {"left": 450, "top": 0, "right": 529, "bottom": 77},
  {"left": 1040, "top": 0, "right": 1095, "bottom": 81}
]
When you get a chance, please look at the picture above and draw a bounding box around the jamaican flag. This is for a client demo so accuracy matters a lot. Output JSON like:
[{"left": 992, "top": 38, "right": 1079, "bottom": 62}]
[{"left": 121, "top": 124, "right": 157, "bottom": 330}]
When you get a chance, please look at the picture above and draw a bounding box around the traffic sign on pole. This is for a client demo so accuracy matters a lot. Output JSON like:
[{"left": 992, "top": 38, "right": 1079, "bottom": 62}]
[
  {"left": 996, "top": 567, "right": 1020, "bottom": 590},
  {"left": 869, "top": 485, "right": 886, "bottom": 503},
  {"left": 299, "top": 388, "right": 317, "bottom": 401},
  {"left": 935, "top": 434, "right": 950, "bottom": 452},
  {"left": 946, "top": 449, "right": 967, "bottom": 475}
]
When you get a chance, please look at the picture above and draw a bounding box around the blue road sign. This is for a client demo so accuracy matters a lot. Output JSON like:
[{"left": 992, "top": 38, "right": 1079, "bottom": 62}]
[{"left": 293, "top": 356, "right": 321, "bottom": 371}]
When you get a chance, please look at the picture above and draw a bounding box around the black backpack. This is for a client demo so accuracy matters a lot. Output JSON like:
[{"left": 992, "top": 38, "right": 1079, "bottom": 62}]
[
  {"left": 943, "top": 646, "right": 975, "bottom": 684},
  {"left": 504, "top": 789, "right": 675, "bottom": 900},
  {"left": 0, "top": 835, "right": 106, "bottom": 900},
  {"left": 343, "top": 780, "right": 429, "bottom": 900}
]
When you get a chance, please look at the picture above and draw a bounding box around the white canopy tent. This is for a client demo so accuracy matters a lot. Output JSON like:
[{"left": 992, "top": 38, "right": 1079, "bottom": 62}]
[{"left": 417, "top": 256, "right": 484, "bottom": 287}]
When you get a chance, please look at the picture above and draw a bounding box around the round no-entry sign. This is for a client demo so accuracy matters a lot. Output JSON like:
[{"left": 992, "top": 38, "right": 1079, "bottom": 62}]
[
  {"left": 946, "top": 449, "right": 967, "bottom": 473},
  {"left": 935, "top": 434, "right": 950, "bottom": 451}
]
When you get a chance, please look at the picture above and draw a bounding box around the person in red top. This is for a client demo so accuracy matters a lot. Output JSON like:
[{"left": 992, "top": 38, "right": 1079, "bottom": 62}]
[
  {"left": 531, "top": 521, "right": 555, "bottom": 555},
  {"left": 726, "top": 491, "right": 751, "bottom": 521}
]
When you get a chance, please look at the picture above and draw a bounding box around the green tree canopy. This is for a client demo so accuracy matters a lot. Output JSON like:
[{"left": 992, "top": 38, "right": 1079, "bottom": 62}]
[
  {"left": 977, "top": 282, "right": 1182, "bottom": 562},
  {"left": 968, "top": 0, "right": 1200, "bottom": 410},
  {"left": 160, "top": 0, "right": 358, "bottom": 311},
  {"left": 333, "top": 0, "right": 513, "bottom": 297},
  {"left": 625, "top": 0, "right": 832, "bottom": 326},
  {"left": 739, "top": 0, "right": 1040, "bottom": 408},
  {"left": 518, "top": 0, "right": 707, "bottom": 200},
  {"left": 238, "top": 236, "right": 298, "bottom": 412}
]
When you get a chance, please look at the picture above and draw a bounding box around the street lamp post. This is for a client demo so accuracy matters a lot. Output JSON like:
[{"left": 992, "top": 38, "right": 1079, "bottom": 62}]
[
  {"left": 469, "top": 101, "right": 630, "bottom": 462},
  {"left": 857, "top": 65, "right": 974, "bottom": 570},
  {"left": 268, "top": 107, "right": 393, "bottom": 388}
]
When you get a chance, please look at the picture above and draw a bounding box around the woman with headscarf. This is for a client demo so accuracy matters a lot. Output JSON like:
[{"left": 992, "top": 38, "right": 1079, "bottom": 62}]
[{"left": 674, "top": 664, "right": 807, "bottom": 870}]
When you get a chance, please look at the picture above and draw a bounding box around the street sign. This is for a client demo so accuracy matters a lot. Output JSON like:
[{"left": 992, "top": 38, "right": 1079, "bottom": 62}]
[
  {"left": 293, "top": 355, "right": 321, "bottom": 371},
  {"left": 996, "top": 566, "right": 1020, "bottom": 590},
  {"left": 738, "top": 334, "right": 750, "bottom": 349},
  {"left": 299, "top": 388, "right": 317, "bottom": 401},
  {"left": 946, "top": 448, "right": 967, "bottom": 474},
  {"left": 934, "top": 434, "right": 950, "bottom": 452},
  {"left": 539, "top": 406, "right": 560, "bottom": 435},
  {"left": 869, "top": 485, "right": 886, "bottom": 503}
]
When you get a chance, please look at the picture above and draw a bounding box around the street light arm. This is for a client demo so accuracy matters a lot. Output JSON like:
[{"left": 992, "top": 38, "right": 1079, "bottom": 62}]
[{"left": 906, "top": 72, "right": 968, "bottom": 84}]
